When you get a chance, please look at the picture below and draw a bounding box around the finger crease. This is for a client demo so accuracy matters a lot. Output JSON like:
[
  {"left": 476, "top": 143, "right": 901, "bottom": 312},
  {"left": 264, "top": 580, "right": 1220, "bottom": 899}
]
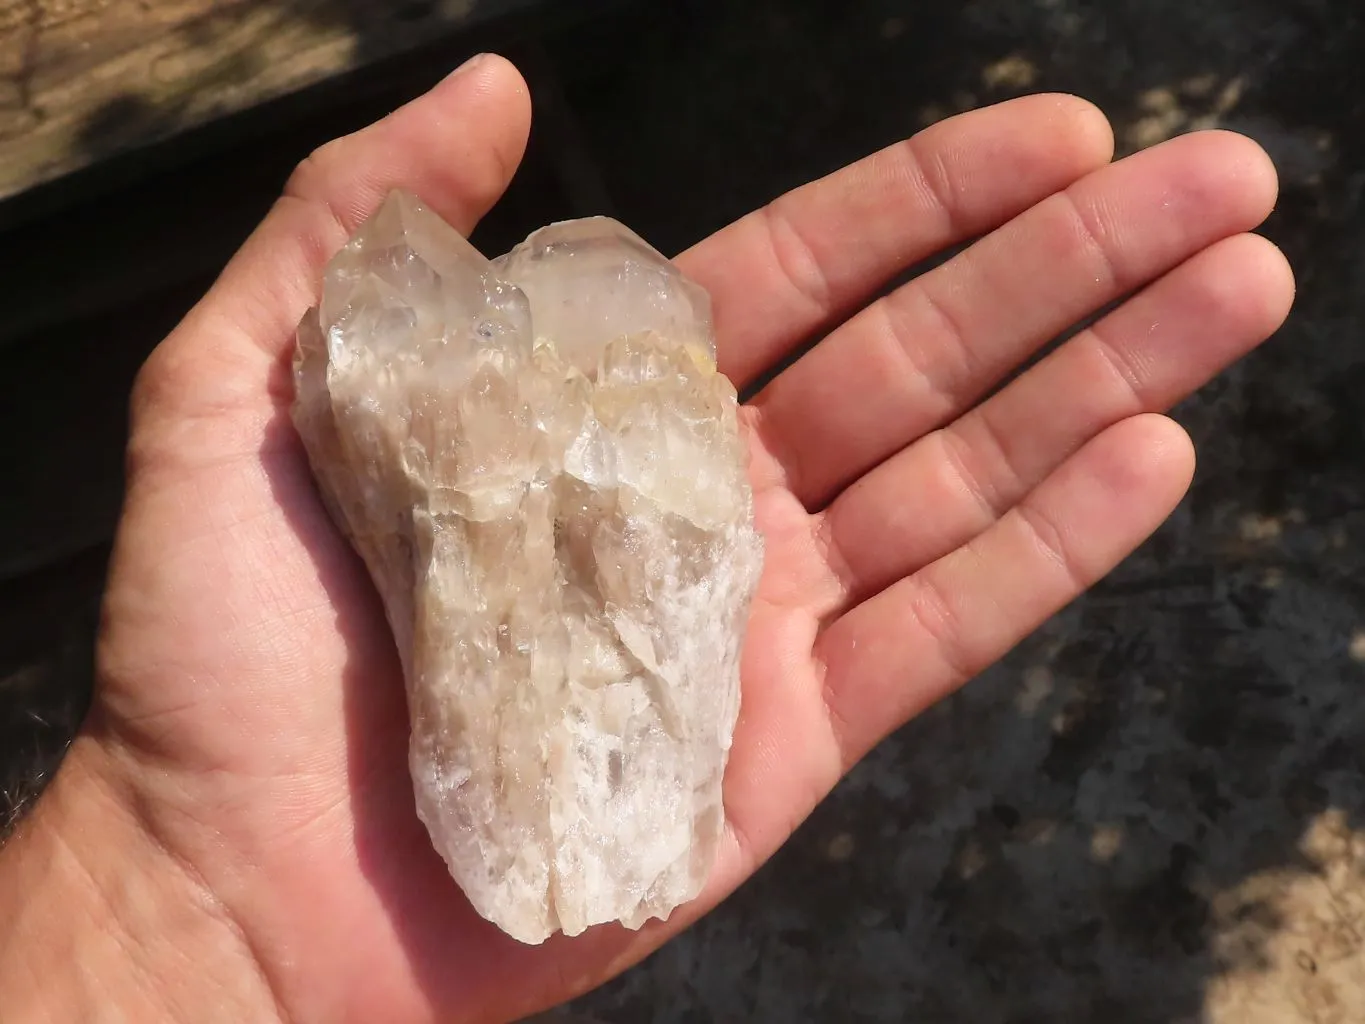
[
  {"left": 280, "top": 177, "right": 352, "bottom": 248},
  {"left": 882, "top": 285, "right": 971, "bottom": 418},
  {"left": 811, "top": 627, "right": 857, "bottom": 770},
  {"left": 937, "top": 426, "right": 1007, "bottom": 524},
  {"left": 903, "top": 569, "right": 977, "bottom": 691},
  {"left": 900, "top": 133, "right": 963, "bottom": 239},
  {"left": 745, "top": 396, "right": 806, "bottom": 503},
  {"left": 1057, "top": 188, "right": 1123, "bottom": 294},
  {"left": 1084, "top": 319, "right": 1148, "bottom": 415},
  {"left": 760, "top": 200, "right": 834, "bottom": 318},
  {"left": 1013, "top": 499, "right": 1089, "bottom": 594},
  {"left": 810, "top": 507, "right": 857, "bottom": 612}
]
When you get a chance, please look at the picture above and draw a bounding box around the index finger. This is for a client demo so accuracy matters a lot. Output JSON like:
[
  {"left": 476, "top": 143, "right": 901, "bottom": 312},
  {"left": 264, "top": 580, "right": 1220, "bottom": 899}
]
[{"left": 676, "top": 93, "right": 1115, "bottom": 389}]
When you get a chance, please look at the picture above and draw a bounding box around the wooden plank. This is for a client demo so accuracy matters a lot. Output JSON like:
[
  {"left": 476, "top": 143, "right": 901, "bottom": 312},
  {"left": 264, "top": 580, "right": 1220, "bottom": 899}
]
[{"left": 0, "top": 0, "right": 559, "bottom": 203}]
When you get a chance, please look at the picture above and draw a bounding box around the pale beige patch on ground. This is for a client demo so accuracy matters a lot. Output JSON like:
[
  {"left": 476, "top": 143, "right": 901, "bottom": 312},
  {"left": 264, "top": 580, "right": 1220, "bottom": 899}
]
[{"left": 1206, "top": 811, "right": 1365, "bottom": 1024}]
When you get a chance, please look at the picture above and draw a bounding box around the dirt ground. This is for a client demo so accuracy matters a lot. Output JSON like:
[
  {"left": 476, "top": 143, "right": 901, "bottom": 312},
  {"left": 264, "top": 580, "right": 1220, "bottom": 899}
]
[
  {"left": 4, "top": 1, "right": 1365, "bottom": 1022},
  {"left": 544, "top": 3, "right": 1365, "bottom": 1021}
]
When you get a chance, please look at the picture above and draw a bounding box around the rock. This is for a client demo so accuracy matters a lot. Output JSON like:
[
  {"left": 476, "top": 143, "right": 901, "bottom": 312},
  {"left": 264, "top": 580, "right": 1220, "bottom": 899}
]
[{"left": 291, "top": 191, "right": 763, "bottom": 944}]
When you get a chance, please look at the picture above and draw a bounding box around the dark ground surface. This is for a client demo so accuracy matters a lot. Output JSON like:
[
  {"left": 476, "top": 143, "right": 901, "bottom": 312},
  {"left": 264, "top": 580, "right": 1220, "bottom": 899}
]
[{"left": 4, "top": 2, "right": 1365, "bottom": 1021}]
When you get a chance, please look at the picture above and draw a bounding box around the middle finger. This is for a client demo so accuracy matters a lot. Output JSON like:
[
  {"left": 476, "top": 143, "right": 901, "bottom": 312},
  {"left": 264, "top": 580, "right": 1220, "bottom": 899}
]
[{"left": 750, "top": 129, "right": 1279, "bottom": 509}]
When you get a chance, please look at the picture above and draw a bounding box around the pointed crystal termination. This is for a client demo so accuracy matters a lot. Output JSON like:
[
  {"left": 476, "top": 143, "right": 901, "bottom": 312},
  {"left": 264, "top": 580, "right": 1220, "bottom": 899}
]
[{"left": 292, "top": 191, "right": 764, "bottom": 945}]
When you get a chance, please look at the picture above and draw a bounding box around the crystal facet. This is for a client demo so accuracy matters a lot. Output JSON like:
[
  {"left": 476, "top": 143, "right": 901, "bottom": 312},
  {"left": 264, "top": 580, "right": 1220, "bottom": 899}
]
[{"left": 292, "top": 191, "right": 764, "bottom": 944}]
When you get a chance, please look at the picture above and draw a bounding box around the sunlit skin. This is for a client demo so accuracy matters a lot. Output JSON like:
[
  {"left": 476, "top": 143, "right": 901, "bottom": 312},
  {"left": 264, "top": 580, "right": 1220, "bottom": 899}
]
[{"left": 0, "top": 55, "right": 1292, "bottom": 1023}]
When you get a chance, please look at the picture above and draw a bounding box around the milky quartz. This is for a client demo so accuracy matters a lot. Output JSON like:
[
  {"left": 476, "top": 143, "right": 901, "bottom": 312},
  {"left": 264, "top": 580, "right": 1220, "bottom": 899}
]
[{"left": 291, "top": 191, "right": 763, "bottom": 944}]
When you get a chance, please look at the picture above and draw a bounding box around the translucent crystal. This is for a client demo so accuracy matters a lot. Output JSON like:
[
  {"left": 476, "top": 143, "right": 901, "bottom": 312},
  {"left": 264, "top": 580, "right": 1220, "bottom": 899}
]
[{"left": 292, "top": 191, "right": 764, "bottom": 944}]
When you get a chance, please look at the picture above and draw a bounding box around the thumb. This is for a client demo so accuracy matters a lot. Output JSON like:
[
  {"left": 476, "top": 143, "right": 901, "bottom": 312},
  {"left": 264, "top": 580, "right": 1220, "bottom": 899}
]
[{"left": 134, "top": 54, "right": 531, "bottom": 448}]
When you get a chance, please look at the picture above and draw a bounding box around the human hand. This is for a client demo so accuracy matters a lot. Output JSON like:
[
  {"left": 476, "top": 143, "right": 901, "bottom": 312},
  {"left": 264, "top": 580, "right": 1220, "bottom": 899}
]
[{"left": 0, "top": 54, "right": 1292, "bottom": 1023}]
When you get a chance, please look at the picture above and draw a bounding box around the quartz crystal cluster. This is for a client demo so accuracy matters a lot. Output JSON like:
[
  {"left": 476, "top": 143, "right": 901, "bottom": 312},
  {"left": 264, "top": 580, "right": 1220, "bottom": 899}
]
[{"left": 291, "top": 191, "right": 763, "bottom": 944}]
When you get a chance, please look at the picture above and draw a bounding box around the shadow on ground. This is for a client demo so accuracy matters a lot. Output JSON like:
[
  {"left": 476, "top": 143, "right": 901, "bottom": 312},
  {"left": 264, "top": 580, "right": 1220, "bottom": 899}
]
[{"left": 3, "top": 1, "right": 1364, "bottom": 1021}]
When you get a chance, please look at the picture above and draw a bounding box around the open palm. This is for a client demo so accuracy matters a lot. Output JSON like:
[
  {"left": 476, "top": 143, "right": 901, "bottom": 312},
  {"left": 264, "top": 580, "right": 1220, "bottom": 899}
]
[{"left": 87, "top": 56, "right": 1291, "bottom": 1022}]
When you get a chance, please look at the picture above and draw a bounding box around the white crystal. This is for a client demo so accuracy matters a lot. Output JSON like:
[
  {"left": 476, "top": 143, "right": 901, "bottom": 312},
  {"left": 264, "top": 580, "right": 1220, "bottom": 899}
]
[{"left": 292, "top": 191, "right": 763, "bottom": 944}]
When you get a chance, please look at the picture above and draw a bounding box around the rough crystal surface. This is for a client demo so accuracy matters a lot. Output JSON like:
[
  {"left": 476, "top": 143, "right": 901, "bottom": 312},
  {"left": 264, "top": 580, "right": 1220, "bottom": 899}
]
[{"left": 292, "top": 191, "right": 763, "bottom": 944}]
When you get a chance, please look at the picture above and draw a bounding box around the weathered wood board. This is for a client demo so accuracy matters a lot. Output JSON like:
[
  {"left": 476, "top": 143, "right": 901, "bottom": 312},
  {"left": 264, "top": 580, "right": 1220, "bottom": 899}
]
[{"left": 0, "top": 0, "right": 555, "bottom": 203}]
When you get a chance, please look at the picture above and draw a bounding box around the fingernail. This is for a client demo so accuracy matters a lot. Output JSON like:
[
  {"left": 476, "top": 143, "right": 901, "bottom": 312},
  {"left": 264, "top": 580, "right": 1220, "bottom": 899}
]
[{"left": 444, "top": 53, "right": 489, "bottom": 82}]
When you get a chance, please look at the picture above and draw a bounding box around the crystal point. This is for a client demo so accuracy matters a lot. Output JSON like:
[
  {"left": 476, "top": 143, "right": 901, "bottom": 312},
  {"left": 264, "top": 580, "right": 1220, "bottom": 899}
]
[{"left": 292, "top": 192, "right": 763, "bottom": 944}]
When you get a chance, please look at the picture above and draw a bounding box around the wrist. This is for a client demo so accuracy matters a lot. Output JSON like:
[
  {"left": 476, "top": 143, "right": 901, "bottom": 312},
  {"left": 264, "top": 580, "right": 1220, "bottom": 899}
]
[{"left": 0, "top": 731, "right": 281, "bottom": 1022}]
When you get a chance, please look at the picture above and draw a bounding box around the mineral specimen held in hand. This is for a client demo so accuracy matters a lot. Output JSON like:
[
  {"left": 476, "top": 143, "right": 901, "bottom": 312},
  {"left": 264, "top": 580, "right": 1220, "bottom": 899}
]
[{"left": 292, "top": 191, "right": 764, "bottom": 944}]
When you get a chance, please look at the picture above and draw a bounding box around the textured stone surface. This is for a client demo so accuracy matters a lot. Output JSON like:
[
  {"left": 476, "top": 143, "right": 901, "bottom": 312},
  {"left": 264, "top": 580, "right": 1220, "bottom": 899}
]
[{"left": 291, "top": 191, "right": 763, "bottom": 944}]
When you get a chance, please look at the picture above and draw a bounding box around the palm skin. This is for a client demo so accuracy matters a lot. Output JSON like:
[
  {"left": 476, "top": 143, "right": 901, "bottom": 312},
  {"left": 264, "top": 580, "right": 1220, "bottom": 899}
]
[{"left": 71, "top": 55, "right": 1292, "bottom": 1022}]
